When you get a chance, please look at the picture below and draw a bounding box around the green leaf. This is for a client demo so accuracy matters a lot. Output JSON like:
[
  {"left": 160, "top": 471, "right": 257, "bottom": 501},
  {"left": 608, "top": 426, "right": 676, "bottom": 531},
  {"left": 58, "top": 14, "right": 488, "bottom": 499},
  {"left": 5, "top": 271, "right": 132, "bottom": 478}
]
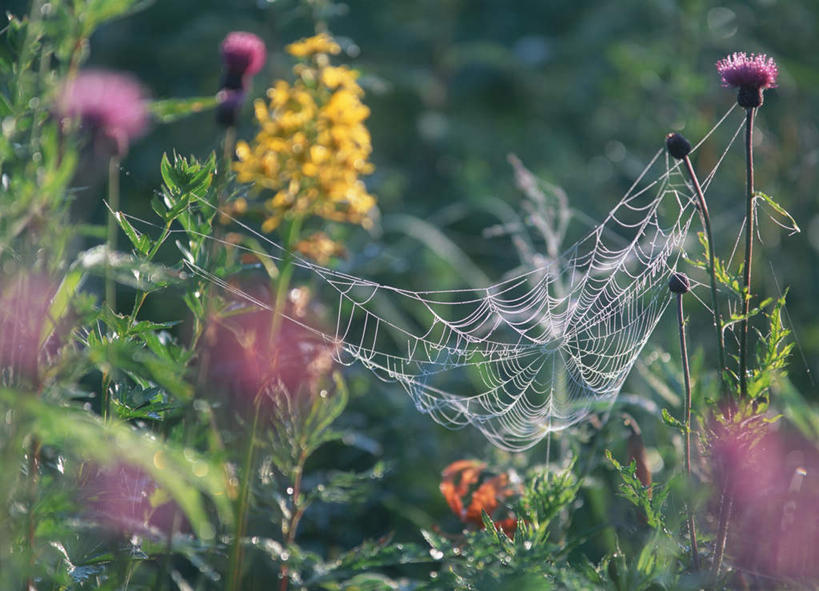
[
  {"left": 660, "top": 408, "right": 684, "bottom": 431},
  {"left": 74, "top": 246, "right": 184, "bottom": 291},
  {"left": 40, "top": 268, "right": 84, "bottom": 349},
  {"left": 0, "top": 390, "right": 232, "bottom": 539},
  {"left": 114, "top": 210, "right": 151, "bottom": 255},
  {"left": 755, "top": 191, "right": 800, "bottom": 235},
  {"left": 149, "top": 96, "right": 220, "bottom": 124}
]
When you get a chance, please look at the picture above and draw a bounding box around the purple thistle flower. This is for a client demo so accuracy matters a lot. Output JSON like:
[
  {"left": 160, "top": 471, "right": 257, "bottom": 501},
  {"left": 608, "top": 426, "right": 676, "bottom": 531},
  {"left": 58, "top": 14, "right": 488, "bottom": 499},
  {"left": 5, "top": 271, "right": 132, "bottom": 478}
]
[
  {"left": 56, "top": 70, "right": 149, "bottom": 157},
  {"left": 221, "top": 31, "right": 267, "bottom": 87},
  {"left": 716, "top": 52, "right": 778, "bottom": 108},
  {"left": 219, "top": 32, "right": 266, "bottom": 127}
]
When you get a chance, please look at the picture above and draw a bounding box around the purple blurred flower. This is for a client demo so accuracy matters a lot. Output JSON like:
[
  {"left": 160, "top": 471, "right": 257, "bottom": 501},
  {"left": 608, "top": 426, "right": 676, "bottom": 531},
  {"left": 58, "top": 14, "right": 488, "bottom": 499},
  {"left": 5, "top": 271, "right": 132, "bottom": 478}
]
[
  {"left": 56, "top": 70, "right": 149, "bottom": 157},
  {"left": 83, "top": 463, "right": 186, "bottom": 535},
  {"left": 716, "top": 52, "right": 778, "bottom": 108},
  {"left": 0, "top": 274, "right": 57, "bottom": 386},
  {"left": 709, "top": 420, "right": 819, "bottom": 583},
  {"left": 221, "top": 31, "right": 267, "bottom": 87},
  {"left": 218, "top": 32, "right": 266, "bottom": 127}
]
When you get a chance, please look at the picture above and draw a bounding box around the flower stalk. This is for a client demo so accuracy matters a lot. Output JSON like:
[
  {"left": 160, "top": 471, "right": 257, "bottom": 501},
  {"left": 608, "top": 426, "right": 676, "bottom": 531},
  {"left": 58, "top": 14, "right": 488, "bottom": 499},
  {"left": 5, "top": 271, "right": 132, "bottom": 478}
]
[
  {"left": 666, "top": 133, "right": 729, "bottom": 403},
  {"left": 739, "top": 107, "right": 756, "bottom": 400},
  {"left": 669, "top": 272, "right": 700, "bottom": 569}
]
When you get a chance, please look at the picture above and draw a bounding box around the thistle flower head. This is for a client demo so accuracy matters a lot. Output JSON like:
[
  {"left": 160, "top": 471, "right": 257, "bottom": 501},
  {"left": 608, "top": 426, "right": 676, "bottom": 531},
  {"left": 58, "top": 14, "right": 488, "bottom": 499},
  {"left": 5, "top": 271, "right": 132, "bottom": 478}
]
[
  {"left": 221, "top": 31, "right": 267, "bottom": 81},
  {"left": 56, "top": 70, "right": 148, "bottom": 157},
  {"left": 716, "top": 52, "right": 778, "bottom": 108}
]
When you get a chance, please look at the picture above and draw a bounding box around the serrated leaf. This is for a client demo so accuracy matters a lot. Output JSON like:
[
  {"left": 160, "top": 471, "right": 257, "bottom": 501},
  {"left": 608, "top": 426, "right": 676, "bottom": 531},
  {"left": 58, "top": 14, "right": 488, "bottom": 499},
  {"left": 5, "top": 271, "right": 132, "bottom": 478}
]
[
  {"left": 755, "top": 191, "right": 800, "bottom": 235},
  {"left": 114, "top": 210, "right": 151, "bottom": 254},
  {"left": 661, "top": 408, "right": 684, "bottom": 431},
  {"left": 40, "top": 268, "right": 85, "bottom": 349}
]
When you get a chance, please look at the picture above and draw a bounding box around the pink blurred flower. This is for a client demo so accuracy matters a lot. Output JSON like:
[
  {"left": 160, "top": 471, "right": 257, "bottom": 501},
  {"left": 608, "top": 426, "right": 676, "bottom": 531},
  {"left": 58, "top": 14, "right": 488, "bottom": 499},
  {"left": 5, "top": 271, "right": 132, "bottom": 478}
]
[
  {"left": 716, "top": 52, "right": 778, "bottom": 108},
  {"left": 202, "top": 284, "right": 336, "bottom": 412},
  {"left": 0, "top": 274, "right": 57, "bottom": 386},
  {"left": 82, "top": 463, "right": 184, "bottom": 535},
  {"left": 218, "top": 32, "right": 266, "bottom": 127},
  {"left": 221, "top": 31, "right": 267, "bottom": 86},
  {"left": 709, "top": 420, "right": 819, "bottom": 583},
  {"left": 56, "top": 70, "right": 149, "bottom": 157}
]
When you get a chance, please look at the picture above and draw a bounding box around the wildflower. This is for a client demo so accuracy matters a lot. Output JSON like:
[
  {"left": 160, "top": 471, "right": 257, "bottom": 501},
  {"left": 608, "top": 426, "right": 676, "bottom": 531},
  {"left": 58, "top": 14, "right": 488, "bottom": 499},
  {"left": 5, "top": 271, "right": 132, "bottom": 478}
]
[
  {"left": 285, "top": 33, "right": 340, "bottom": 58},
  {"left": 56, "top": 70, "right": 148, "bottom": 157},
  {"left": 440, "top": 460, "right": 519, "bottom": 538},
  {"left": 82, "top": 463, "right": 185, "bottom": 535},
  {"left": 0, "top": 274, "right": 58, "bottom": 386},
  {"left": 708, "top": 419, "right": 819, "bottom": 582},
  {"left": 295, "top": 231, "right": 347, "bottom": 265},
  {"left": 234, "top": 33, "right": 377, "bottom": 232},
  {"left": 218, "top": 32, "right": 267, "bottom": 126},
  {"left": 716, "top": 52, "right": 778, "bottom": 108},
  {"left": 221, "top": 31, "right": 267, "bottom": 89},
  {"left": 203, "top": 282, "right": 336, "bottom": 410}
]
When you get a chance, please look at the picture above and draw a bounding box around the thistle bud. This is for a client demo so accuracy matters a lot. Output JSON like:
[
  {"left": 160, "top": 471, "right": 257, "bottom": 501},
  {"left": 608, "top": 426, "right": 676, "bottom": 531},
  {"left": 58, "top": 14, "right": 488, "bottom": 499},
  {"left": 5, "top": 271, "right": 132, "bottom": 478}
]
[
  {"left": 668, "top": 272, "right": 690, "bottom": 294},
  {"left": 665, "top": 132, "right": 692, "bottom": 160}
]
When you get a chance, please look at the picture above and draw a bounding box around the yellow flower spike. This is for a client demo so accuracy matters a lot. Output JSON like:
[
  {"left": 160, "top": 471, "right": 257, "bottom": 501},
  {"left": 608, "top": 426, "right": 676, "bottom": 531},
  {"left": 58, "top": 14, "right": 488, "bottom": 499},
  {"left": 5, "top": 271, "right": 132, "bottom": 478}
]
[
  {"left": 286, "top": 33, "right": 341, "bottom": 58},
  {"left": 232, "top": 30, "right": 376, "bottom": 233}
]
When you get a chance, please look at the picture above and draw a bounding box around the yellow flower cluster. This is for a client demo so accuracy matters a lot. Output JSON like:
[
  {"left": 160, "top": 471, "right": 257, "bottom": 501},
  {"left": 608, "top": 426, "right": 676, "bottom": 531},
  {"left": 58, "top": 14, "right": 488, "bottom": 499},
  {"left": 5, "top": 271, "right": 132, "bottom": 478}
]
[{"left": 234, "top": 33, "right": 376, "bottom": 235}]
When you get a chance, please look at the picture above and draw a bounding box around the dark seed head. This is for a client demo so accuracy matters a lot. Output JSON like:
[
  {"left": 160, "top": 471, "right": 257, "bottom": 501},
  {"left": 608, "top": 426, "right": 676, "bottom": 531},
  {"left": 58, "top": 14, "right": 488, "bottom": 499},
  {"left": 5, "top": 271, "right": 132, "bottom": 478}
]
[
  {"left": 668, "top": 272, "right": 690, "bottom": 294},
  {"left": 665, "top": 133, "right": 692, "bottom": 160}
]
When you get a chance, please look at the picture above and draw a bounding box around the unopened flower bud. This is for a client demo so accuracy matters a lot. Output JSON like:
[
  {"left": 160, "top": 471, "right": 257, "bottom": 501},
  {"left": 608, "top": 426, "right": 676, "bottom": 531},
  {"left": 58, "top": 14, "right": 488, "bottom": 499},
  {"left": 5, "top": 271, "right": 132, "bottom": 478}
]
[
  {"left": 666, "top": 133, "right": 692, "bottom": 160},
  {"left": 668, "top": 272, "right": 690, "bottom": 294}
]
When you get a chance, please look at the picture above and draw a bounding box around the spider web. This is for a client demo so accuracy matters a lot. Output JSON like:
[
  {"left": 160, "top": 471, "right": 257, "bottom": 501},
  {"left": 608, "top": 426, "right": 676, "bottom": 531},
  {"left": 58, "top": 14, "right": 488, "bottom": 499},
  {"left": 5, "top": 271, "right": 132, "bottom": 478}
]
[{"left": 182, "top": 108, "right": 742, "bottom": 451}]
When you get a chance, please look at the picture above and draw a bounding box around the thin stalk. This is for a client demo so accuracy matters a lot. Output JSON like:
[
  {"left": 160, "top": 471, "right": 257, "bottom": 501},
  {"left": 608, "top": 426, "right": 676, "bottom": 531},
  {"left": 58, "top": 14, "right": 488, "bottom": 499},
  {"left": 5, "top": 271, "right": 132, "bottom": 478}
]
[
  {"left": 712, "top": 108, "right": 756, "bottom": 578},
  {"left": 270, "top": 216, "right": 304, "bottom": 340},
  {"left": 279, "top": 449, "right": 308, "bottom": 591},
  {"left": 675, "top": 294, "right": 700, "bottom": 570},
  {"left": 223, "top": 126, "right": 236, "bottom": 172},
  {"left": 712, "top": 488, "right": 732, "bottom": 580},
  {"left": 227, "top": 397, "right": 262, "bottom": 591},
  {"left": 228, "top": 215, "right": 304, "bottom": 591},
  {"left": 681, "top": 156, "right": 728, "bottom": 397},
  {"left": 105, "top": 156, "right": 121, "bottom": 311},
  {"left": 26, "top": 437, "right": 41, "bottom": 591},
  {"left": 739, "top": 107, "right": 756, "bottom": 399}
]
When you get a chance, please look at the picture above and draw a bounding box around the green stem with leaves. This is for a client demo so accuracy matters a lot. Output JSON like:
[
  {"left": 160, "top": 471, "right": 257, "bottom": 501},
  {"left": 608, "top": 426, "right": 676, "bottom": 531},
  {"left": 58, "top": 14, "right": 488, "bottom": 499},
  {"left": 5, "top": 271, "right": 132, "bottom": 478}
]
[
  {"left": 228, "top": 215, "right": 304, "bottom": 591},
  {"left": 227, "top": 395, "right": 262, "bottom": 591}
]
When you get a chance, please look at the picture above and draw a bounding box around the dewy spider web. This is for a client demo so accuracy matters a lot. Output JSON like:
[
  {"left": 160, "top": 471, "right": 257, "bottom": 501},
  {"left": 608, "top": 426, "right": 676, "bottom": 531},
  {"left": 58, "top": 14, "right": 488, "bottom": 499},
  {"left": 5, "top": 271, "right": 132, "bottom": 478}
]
[{"left": 181, "top": 107, "right": 742, "bottom": 451}]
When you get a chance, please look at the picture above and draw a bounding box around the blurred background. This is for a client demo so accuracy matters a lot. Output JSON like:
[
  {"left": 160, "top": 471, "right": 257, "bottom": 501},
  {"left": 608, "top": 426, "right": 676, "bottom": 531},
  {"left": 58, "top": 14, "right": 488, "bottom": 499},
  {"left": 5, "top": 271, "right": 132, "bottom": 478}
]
[{"left": 9, "top": 0, "right": 816, "bottom": 566}]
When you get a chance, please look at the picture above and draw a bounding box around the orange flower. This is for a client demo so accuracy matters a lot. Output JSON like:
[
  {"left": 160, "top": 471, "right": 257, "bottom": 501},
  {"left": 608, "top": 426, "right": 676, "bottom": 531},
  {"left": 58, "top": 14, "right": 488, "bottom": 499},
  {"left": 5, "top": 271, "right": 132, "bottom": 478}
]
[{"left": 440, "top": 460, "right": 520, "bottom": 538}]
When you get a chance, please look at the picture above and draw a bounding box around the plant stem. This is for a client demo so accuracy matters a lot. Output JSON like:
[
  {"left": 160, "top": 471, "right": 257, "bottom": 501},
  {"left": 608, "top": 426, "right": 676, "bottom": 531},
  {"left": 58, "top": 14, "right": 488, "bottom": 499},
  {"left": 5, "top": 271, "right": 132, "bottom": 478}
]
[
  {"left": 675, "top": 294, "right": 699, "bottom": 570},
  {"left": 26, "top": 437, "right": 41, "bottom": 591},
  {"left": 681, "top": 156, "right": 728, "bottom": 398},
  {"left": 712, "top": 486, "right": 732, "bottom": 580},
  {"left": 271, "top": 216, "right": 304, "bottom": 340},
  {"left": 223, "top": 126, "right": 236, "bottom": 172},
  {"left": 279, "top": 449, "right": 308, "bottom": 591},
  {"left": 105, "top": 156, "right": 121, "bottom": 312},
  {"left": 739, "top": 107, "right": 756, "bottom": 400},
  {"left": 229, "top": 215, "right": 304, "bottom": 591},
  {"left": 227, "top": 397, "right": 262, "bottom": 591}
]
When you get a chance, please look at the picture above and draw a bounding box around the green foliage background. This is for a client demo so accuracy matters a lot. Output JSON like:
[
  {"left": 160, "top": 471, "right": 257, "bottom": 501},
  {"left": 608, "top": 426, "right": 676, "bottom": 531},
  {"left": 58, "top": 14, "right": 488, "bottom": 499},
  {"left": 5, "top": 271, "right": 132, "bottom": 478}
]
[{"left": 3, "top": 0, "right": 818, "bottom": 588}]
